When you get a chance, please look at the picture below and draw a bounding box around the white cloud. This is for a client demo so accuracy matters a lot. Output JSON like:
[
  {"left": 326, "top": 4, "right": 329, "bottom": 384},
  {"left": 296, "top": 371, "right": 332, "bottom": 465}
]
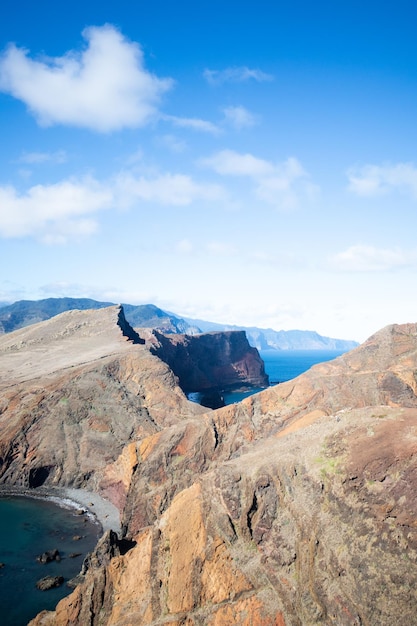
[
  {"left": 202, "top": 149, "right": 274, "bottom": 177},
  {"left": 331, "top": 244, "right": 416, "bottom": 272},
  {"left": 162, "top": 114, "right": 220, "bottom": 134},
  {"left": 203, "top": 66, "right": 273, "bottom": 85},
  {"left": 347, "top": 162, "right": 417, "bottom": 198},
  {"left": 0, "top": 177, "right": 112, "bottom": 241},
  {"left": 201, "top": 150, "right": 316, "bottom": 209},
  {"left": 0, "top": 169, "right": 226, "bottom": 242},
  {"left": 0, "top": 25, "right": 173, "bottom": 132},
  {"left": 222, "top": 105, "right": 258, "bottom": 130},
  {"left": 255, "top": 157, "right": 310, "bottom": 209},
  {"left": 0, "top": 151, "right": 316, "bottom": 242},
  {"left": 18, "top": 150, "right": 67, "bottom": 164}
]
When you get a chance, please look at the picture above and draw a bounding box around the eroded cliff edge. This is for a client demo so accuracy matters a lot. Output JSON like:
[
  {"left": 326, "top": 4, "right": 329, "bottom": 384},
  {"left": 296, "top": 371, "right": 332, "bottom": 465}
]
[
  {"left": 0, "top": 306, "right": 261, "bottom": 493},
  {"left": 142, "top": 327, "right": 269, "bottom": 392},
  {"left": 1, "top": 311, "right": 417, "bottom": 625},
  {"left": 0, "top": 305, "right": 207, "bottom": 493}
]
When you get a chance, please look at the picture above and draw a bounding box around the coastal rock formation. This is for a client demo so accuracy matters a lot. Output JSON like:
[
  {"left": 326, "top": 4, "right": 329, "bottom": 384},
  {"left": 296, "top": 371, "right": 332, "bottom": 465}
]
[
  {"left": 0, "top": 305, "right": 206, "bottom": 500},
  {"left": 142, "top": 328, "right": 269, "bottom": 392},
  {"left": 1, "top": 313, "right": 417, "bottom": 625}
]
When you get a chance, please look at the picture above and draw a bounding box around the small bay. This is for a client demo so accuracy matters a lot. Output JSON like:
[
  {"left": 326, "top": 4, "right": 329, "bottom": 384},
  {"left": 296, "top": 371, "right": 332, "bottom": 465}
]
[
  {"left": 260, "top": 348, "right": 346, "bottom": 385},
  {"left": 0, "top": 495, "right": 100, "bottom": 626},
  {"left": 222, "top": 349, "right": 347, "bottom": 404}
]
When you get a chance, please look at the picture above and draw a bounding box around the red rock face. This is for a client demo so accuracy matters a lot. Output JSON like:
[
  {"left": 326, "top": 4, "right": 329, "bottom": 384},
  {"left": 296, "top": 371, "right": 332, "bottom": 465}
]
[
  {"left": 144, "top": 328, "right": 269, "bottom": 392},
  {"left": 2, "top": 313, "right": 417, "bottom": 626}
]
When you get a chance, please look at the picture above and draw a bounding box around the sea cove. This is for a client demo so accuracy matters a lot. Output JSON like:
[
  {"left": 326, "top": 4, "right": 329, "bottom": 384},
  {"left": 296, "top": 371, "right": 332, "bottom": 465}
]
[
  {"left": 260, "top": 348, "right": 346, "bottom": 385},
  {"left": 0, "top": 495, "right": 100, "bottom": 626},
  {"left": 220, "top": 349, "right": 347, "bottom": 404}
]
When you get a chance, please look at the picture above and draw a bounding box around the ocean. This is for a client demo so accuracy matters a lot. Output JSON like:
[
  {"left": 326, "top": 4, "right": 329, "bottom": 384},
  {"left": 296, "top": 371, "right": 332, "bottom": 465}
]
[
  {"left": 222, "top": 349, "right": 346, "bottom": 404},
  {"left": 0, "top": 495, "right": 100, "bottom": 626},
  {"left": 260, "top": 348, "right": 345, "bottom": 385}
]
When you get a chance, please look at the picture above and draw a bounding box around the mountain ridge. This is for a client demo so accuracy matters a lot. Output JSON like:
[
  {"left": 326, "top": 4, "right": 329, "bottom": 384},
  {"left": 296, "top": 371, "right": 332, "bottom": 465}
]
[
  {"left": 183, "top": 315, "right": 358, "bottom": 350},
  {"left": 0, "top": 297, "right": 358, "bottom": 351}
]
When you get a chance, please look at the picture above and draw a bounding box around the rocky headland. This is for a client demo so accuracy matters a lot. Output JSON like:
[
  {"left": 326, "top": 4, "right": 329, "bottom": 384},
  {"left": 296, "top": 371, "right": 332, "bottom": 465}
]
[
  {"left": 0, "top": 307, "right": 416, "bottom": 625},
  {"left": 141, "top": 327, "right": 269, "bottom": 392}
]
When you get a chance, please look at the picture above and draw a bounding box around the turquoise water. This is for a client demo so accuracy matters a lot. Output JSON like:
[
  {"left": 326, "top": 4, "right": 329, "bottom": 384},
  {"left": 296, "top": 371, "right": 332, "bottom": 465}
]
[
  {"left": 222, "top": 349, "right": 346, "bottom": 404},
  {"left": 0, "top": 495, "right": 100, "bottom": 626}
]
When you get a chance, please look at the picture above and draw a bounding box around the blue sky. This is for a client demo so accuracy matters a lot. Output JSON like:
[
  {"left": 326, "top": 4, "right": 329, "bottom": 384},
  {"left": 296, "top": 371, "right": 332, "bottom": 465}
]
[{"left": 1, "top": 1, "right": 417, "bottom": 342}]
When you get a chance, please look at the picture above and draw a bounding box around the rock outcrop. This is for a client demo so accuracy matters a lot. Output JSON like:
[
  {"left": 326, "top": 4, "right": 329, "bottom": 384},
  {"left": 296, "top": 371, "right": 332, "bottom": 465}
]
[
  {"left": 0, "top": 305, "right": 206, "bottom": 502},
  {"left": 142, "top": 328, "right": 269, "bottom": 393},
  {"left": 1, "top": 313, "right": 417, "bottom": 625},
  {"left": 36, "top": 576, "right": 64, "bottom": 591}
]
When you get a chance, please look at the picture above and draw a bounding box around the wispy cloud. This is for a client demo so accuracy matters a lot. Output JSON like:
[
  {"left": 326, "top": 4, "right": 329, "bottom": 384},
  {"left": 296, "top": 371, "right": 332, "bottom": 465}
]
[
  {"left": 0, "top": 25, "right": 173, "bottom": 132},
  {"left": 203, "top": 66, "right": 273, "bottom": 85},
  {"left": 162, "top": 114, "right": 220, "bottom": 134},
  {"left": 222, "top": 105, "right": 258, "bottom": 130},
  {"left": 202, "top": 150, "right": 274, "bottom": 177},
  {"left": 347, "top": 162, "right": 417, "bottom": 198},
  {"left": 17, "top": 150, "right": 67, "bottom": 164},
  {"left": 156, "top": 134, "right": 187, "bottom": 153},
  {"left": 114, "top": 171, "right": 225, "bottom": 207},
  {"left": 201, "top": 149, "right": 317, "bottom": 210},
  {"left": 331, "top": 244, "right": 416, "bottom": 272}
]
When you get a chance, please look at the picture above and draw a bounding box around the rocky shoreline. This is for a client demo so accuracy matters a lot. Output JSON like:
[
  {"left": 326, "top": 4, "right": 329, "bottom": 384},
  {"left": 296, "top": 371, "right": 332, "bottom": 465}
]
[{"left": 0, "top": 485, "right": 121, "bottom": 536}]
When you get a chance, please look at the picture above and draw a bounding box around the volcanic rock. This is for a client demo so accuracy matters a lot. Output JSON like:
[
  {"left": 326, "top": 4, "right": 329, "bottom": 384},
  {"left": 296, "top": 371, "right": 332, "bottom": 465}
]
[
  {"left": 36, "top": 575, "right": 64, "bottom": 591},
  {"left": 0, "top": 305, "right": 206, "bottom": 502},
  {"left": 143, "top": 327, "right": 269, "bottom": 392},
  {"left": 3, "top": 317, "right": 416, "bottom": 625},
  {"left": 37, "top": 549, "right": 60, "bottom": 564}
]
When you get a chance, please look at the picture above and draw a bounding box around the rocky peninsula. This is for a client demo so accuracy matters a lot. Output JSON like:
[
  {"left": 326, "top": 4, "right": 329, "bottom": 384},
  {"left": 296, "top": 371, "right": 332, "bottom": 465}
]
[{"left": 0, "top": 306, "right": 416, "bottom": 625}]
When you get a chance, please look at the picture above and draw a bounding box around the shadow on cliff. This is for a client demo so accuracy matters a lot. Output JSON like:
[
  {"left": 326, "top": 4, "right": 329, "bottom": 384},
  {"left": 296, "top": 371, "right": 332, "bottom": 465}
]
[{"left": 142, "top": 328, "right": 269, "bottom": 407}]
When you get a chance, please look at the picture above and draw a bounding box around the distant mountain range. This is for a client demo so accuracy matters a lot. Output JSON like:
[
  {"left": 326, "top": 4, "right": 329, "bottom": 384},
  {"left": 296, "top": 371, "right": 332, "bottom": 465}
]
[
  {"left": 183, "top": 316, "right": 359, "bottom": 351},
  {"left": 0, "top": 297, "right": 359, "bottom": 351}
]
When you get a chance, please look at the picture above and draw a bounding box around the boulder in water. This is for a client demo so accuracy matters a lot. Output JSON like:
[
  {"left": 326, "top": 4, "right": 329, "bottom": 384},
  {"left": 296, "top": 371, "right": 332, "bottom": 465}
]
[
  {"left": 36, "top": 575, "right": 64, "bottom": 591},
  {"left": 36, "top": 549, "right": 60, "bottom": 564}
]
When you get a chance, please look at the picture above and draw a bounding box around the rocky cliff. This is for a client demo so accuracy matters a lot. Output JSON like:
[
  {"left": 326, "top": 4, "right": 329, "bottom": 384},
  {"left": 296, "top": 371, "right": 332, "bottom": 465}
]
[
  {"left": 142, "top": 328, "right": 269, "bottom": 393},
  {"left": 1, "top": 312, "right": 417, "bottom": 625},
  {"left": 0, "top": 305, "right": 206, "bottom": 497}
]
